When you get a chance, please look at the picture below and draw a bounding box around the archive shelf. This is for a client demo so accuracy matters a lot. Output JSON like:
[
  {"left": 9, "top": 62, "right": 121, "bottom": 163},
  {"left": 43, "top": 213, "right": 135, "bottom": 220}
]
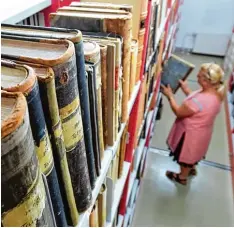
[
  {"left": 105, "top": 162, "right": 131, "bottom": 227},
  {"left": 107, "top": 81, "right": 141, "bottom": 158},
  {"left": 77, "top": 80, "right": 142, "bottom": 227},
  {"left": 76, "top": 150, "right": 113, "bottom": 227},
  {"left": 117, "top": 0, "right": 177, "bottom": 213},
  {"left": 1, "top": 0, "right": 180, "bottom": 226}
]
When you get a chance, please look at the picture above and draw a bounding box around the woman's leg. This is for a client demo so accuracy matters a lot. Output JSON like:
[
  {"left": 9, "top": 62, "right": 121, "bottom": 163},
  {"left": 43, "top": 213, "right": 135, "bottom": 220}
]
[
  {"left": 179, "top": 166, "right": 192, "bottom": 179},
  {"left": 190, "top": 165, "right": 197, "bottom": 176}
]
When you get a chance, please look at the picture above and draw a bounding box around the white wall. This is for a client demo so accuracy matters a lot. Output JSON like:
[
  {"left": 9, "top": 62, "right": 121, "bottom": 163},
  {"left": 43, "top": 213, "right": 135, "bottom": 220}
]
[{"left": 175, "top": 0, "right": 234, "bottom": 49}]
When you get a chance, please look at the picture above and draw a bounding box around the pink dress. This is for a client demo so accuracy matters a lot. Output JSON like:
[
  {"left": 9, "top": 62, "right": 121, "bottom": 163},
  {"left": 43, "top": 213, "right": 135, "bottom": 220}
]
[{"left": 167, "top": 90, "right": 221, "bottom": 164}]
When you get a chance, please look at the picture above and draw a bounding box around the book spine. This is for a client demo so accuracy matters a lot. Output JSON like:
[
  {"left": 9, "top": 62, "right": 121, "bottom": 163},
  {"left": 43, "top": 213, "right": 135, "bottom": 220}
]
[
  {"left": 74, "top": 41, "right": 97, "bottom": 190},
  {"left": 118, "top": 122, "right": 129, "bottom": 178},
  {"left": 53, "top": 53, "right": 92, "bottom": 213},
  {"left": 1, "top": 95, "right": 54, "bottom": 226},
  {"left": 104, "top": 17, "right": 132, "bottom": 123},
  {"left": 90, "top": 202, "right": 99, "bottom": 227},
  {"left": 98, "top": 184, "right": 107, "bottom": 227},
  {"left": 86, "top": 65, "right": 101, "bottom": 176},
  {"left": 129, "top": 40, "right": 138, "bottom": 96},
  {"left": 38, "top": 77, "right": 79, "bottom": 225},
  {"left": 115, "top": 41, "right": 122, "bottom": 139},
  {"left": 140, "top": 0, "right": 152, "bottom": 79},
  {"left": 107, "top": 45, "right": 116, "bottom": 145},
  {"left": 100, "top": 45, "right": 108, "bottom": 147},
  {"left": 84, "top": 48, "right": 105, "bottom": 162},
  {"left": 23, "top": 79, "right": 67, "bottom": 226}
]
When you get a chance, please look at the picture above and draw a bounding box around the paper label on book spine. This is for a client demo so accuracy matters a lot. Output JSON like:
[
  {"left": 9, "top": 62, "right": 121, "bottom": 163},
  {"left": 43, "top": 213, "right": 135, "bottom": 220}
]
[
  {"left": 36, "top": 130, "right": 54, "bottom": 175},
  {"left": 61, "top": 107, "right": 83, "bottom": 151}
]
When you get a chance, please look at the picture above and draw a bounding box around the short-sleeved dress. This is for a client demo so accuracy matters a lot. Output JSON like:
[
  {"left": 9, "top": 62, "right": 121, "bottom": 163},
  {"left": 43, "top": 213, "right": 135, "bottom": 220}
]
[{"left": 167, "top": 90, "right": 221, "bottom": 166}]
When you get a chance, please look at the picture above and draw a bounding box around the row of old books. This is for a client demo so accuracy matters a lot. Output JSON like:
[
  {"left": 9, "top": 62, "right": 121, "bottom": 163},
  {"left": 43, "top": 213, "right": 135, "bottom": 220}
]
[
  {"left": 1, "top": 2, "right": 139, "bottom": 226},
  {"left": 88, "top": 122, "right": 129, "bottom": 227},
  {"left": 75, "top": 0, "right": 150, "bottom": 84},
  {"left": 145, "top": 0, "right": 178, "bottom": 69}
]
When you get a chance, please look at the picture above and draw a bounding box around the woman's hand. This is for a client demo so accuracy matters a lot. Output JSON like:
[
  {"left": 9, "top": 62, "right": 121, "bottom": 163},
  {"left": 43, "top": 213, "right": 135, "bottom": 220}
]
[
  {"left": 161, "top": 84, "right": 173, "bottom": 99},
  {"left": 179, "top": 79, "right": 192, "bottom": 95},
  {"left": 179, "top": 79, "right": 188, "bottom": 89}
]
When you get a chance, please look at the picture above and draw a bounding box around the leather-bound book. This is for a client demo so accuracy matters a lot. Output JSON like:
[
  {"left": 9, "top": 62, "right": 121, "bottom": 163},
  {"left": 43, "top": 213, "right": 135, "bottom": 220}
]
[
  {"left": 1, "top": 23, "right": 97, "bottom": 191},
  {"left": 99, "top": 44, "right": 108, "bottom": 147},
  {"left": 83, "top": 41, "right": 105, "bottom": 161},
  {"left": 90, "top": 202, "right": 99, "bottom": 227},
  {"left": 1, "top": 35, "right": 92, "bottom": 213},
  {"left": 85, "top": 41, "right": 115, "bottom": 147},
  {"left": 1, "top": 61, "right": 67, "bottom": 226},
  {"left": 85, "top": 63, "right": 101, "bottom": 176},
  {"left": 50, "top": 8, "right": 132, "bottom": 122},
  {"left": 129, "top": 40, "right": 138, "bottom": 96},
  {"left": 1, "top": 91, "right": 54, "bottom": 227},
  {"left": 97, "top": 184, "right": 107, "bottom": 227},
  {"left": 118, "top": 121, "right": 129, "bottom": 178},
  {"left": 1, "top": 59, "right": 79, "bottom": 226},
  {"left": 99, "top": 43, "right": 115, "bottom": 146}
]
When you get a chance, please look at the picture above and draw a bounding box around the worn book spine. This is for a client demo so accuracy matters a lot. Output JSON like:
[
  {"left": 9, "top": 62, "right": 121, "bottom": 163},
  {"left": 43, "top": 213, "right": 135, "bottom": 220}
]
[
  {"left": 7, "top": 59, "right": 79, "bottom": 226},
  {"left": 73, "top": 39, "right": 97, "bottom": 190},
  {"left": 36, "top": 67, "right": 79, "bottom": 225},
  {"left": 85, "top": 64, "right": 101, "bottom": 176},
  {"left": 104, "top": 18, "right": 132, "bottom": 123},
  {"left": 140, "top": 0, "right": 149, "bottom": 25},
  {"left": 114, "top": 40, "right": 122, "bottom": 140},
  {"left": 118, "top": 121, "right": 129, "bottom": 178},
  {"left": 1, "top": 62, "right": 67, "bottom": 226},
  {"left": 136, "top": 28, "right": 145, "bottom": 83},
  {"left": 106, "top": 44, "right": 116, "bottom": 145},
  {"left": 90, "top": 202, "right": 99, "bottom": 227},
  {"left": 129, "top": 40, "right": 138, "bottom": 97},
  {"left": 99, "top": 45, "right": 108, "bottom": 148},
  {"left": 53, "top": 52, "right": 92, "bottom": 212},
  {"left": 1, "top": 91, "right": 54, "bottom": 227},
  {"left": 98, "top": 184, "right": 107, "bottom": 227},
  {"left": 83, "top": 41, "right": 104, "bottom": 161},
  {"left": 115, "top": 144, "right": 120, "bottom": 179}
]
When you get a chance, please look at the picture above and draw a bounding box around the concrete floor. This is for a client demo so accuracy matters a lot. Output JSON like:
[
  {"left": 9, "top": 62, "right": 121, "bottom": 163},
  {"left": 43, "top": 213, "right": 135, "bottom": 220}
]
[
  {"left": 132, "top": 54, "right": 234, "bottom": 226},
  {"left": 132, "top": 152, "right": 234, "bottom": 227}
]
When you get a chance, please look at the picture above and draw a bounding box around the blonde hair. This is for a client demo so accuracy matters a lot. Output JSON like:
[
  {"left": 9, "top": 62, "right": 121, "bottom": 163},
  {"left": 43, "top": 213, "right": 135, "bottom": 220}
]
[{"left": 200, "top": 63, "right": 226, "bottom": 100}]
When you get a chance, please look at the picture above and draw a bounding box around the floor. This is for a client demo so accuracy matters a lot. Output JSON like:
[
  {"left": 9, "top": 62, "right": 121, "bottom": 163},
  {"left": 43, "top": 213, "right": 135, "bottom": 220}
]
[{"left": 132, "top": 53, "right": 234, "bottom": 226}]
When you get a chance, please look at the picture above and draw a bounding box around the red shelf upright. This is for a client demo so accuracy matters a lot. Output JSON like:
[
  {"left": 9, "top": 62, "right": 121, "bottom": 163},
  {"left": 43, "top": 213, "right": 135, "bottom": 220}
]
[{"left": 118, "top": 85, "right": 142, "bottom": 215}]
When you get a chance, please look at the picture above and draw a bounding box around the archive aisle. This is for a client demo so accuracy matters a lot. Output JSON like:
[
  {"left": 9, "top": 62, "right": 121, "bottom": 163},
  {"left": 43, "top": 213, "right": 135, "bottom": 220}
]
[{"left": 1, "top": 0, "right": 180, "bottom": 226}]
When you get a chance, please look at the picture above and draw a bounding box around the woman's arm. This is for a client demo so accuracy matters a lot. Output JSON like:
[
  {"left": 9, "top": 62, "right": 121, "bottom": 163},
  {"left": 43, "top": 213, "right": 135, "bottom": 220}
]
[
  {"left": 167, "top": 96, "right": 195, "bottom": 118},
  {"left": 161, "top": 84, "right": 195, "bottom": 118}
]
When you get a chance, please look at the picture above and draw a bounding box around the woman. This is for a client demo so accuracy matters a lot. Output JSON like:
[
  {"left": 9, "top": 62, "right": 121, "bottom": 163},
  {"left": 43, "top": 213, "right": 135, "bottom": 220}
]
[{"left": 161, "top": 63, "right": 225, "bottom": 185}]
